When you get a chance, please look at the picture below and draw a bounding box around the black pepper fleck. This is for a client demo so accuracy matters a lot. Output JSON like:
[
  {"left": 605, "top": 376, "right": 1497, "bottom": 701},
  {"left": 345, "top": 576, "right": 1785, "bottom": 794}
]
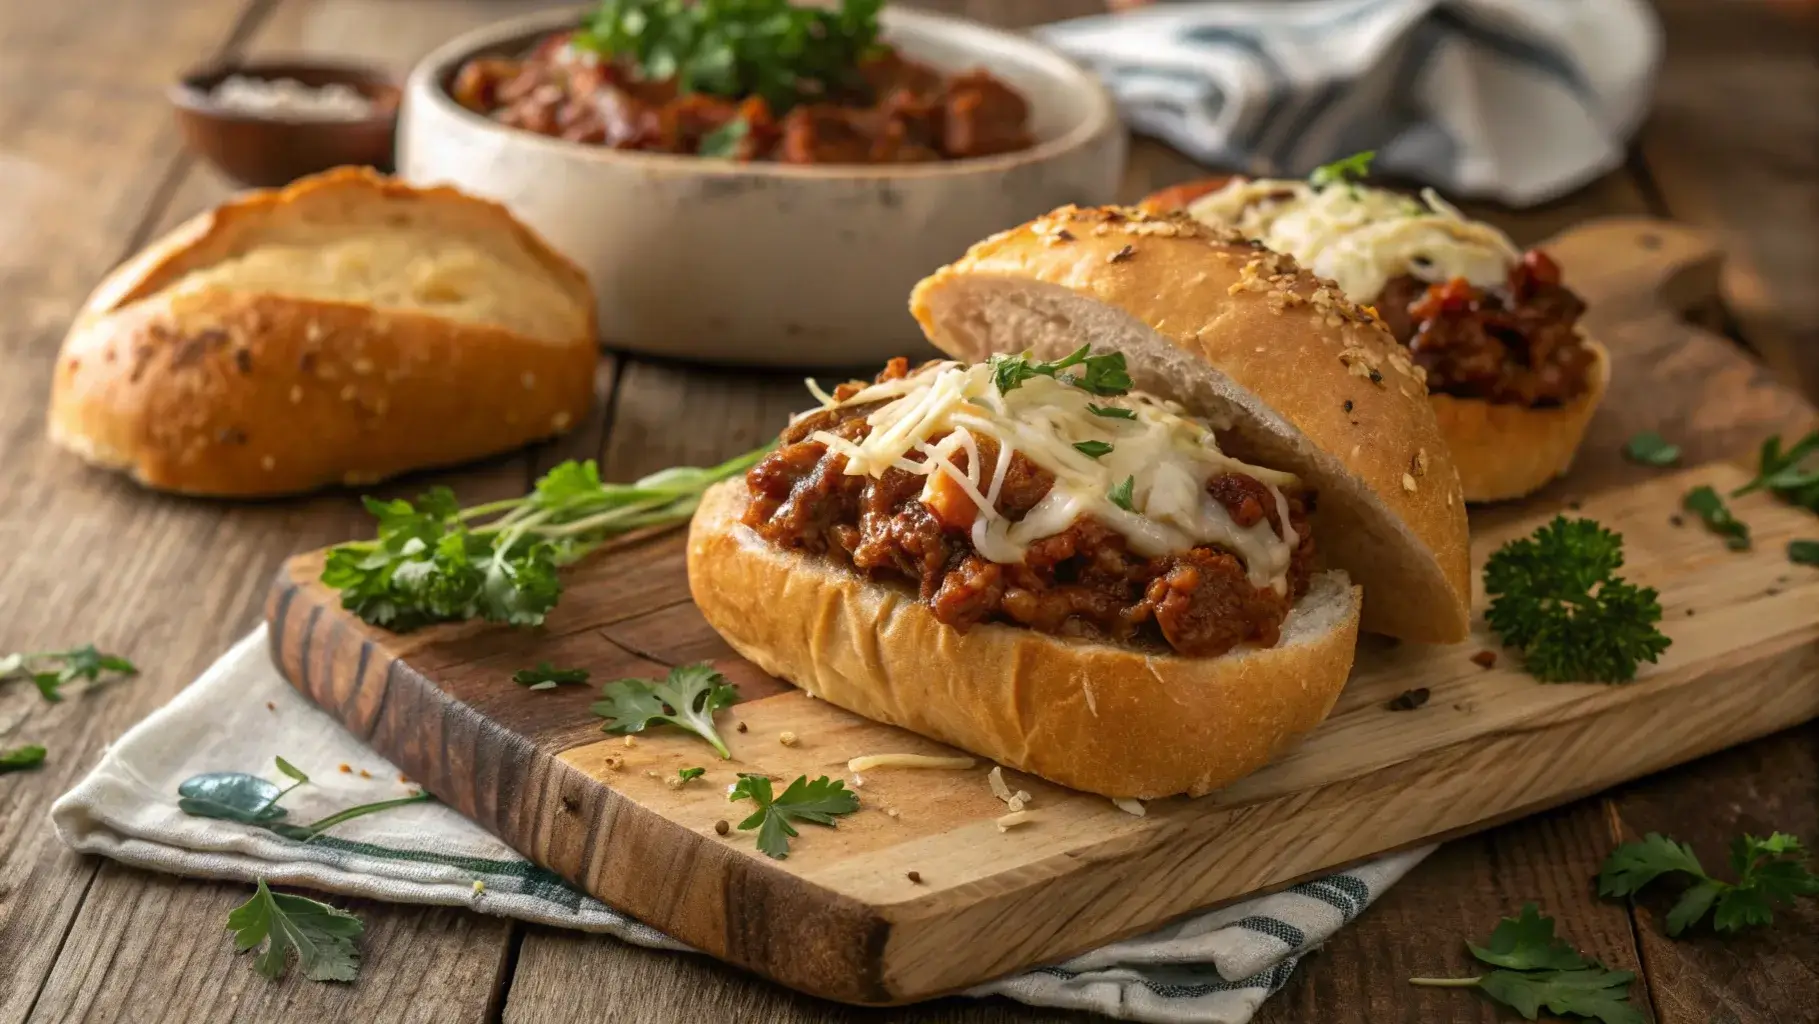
[
  {"left": 560, "top": 795, "right": 579, "bottom": 813},
  {"left": 906, "top": 871, "right": 922, "bottom": 884},
  {"left": 216, "top": 427, "right": 247, "bottom": 445},
  {"left": 714, "top": 820, "right": 730, "bottom": 836},
  {"left": 1054, "top": 228, "right": 1075, "bottom": 242},
  {"left": 1386, "top": 687, "right": 1430, "bottom": 711},
  {"left": 1343, "top": 399, "right": 1354, "bottom": 413},
  {"left": 1567, "top": 500, "right": 1582, "bottom": 511},
  {"left": 1670, "top": 515, "right": 1685, "bottom": 527},
  {"left": 233, "top": 348, "right": 253, "bottom": 374},
  {"left": 1368, "top": 368, "right": 1383, "bottom": 385},
  {"left": 1685, "top": 608, "right": 1695, "bottom": 616},
  {"left": 736, "top": 721, "right": 748, "bottom": 733}
]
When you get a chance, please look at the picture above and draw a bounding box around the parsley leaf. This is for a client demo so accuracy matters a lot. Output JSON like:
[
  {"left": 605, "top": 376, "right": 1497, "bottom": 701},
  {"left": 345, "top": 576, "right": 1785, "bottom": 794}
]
[
  {"left": 989, "top": 345, "right": 1132, "bottom": 397},
  {"left": 1598, "top": 830, "right": 1819, "bottom": 936},
  {"left": 1, "top": 644, "right": 137, "bottom": 703},
  {"left": 1622, "top": 431, "right": 1680, "bottom": 467},
  {"left": 1466, "top": 902, "right": 1589, "bottom": 971},
  {"left": 322, "top": 448, "right": 769, "bottom": 632},
  {"left": 1482, "top": 517, "right": 1670, "bottom": 683},
  {"left": 1733, "top": 429, "right": 1819, "bottom": 512},
  {"left": 1309, "top": 150, "right": 1375, "bottom": 188},
  {"left": 591, "top": 663, "right": 739, "bottom": 758},
  {"left": 0, "top": 744, "right": 47, "bottom": 774},
  {"left": 1087, "top": 403, "right": 1136, "bottom": 420},
  {"left": 1072, "top": 440, "right": 1113, "bottom": 459},
  {"left": 513, "top": 662, "right": 592, "bottom": 691},
  {"left": 678, "top": 766, "right": 705, "bottom": 783},
  {"left": 729, "top": 773, "right": 859, "bottom": 858},
  {"left": 1791, "top": 539, "right": 1819, "bottom": 566},
  {"left": 1683, "top": 485, "right": 1751, "bottom": 550},
  {"left": 1107, "top": 476, "right": 1136, "bottom": 512},
  {"left": 1410, "top": 903, "right": 1643, "bottom": 1024},
  {"left": 227, "top": 879, "right": 363, "bottom": 982}
]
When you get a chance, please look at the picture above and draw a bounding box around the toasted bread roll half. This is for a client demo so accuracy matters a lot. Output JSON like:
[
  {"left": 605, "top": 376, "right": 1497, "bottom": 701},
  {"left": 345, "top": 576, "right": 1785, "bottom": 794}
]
[
  {"left": 691, "top": 479, "right": 1362, "bottom": 799},
  {"left": 1142, "top": 175, "right": 1610, "bottom": 503},
  {"left": 48, "top": 167, "right": 597, "bottom": 496},
  {"left": 909, "top": 205, "right": 1472, "bottom": 643}
]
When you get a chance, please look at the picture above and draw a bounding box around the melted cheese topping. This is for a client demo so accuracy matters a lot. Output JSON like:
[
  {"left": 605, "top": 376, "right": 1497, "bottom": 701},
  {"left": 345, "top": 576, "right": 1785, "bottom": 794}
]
[
  {"left": 1184, "top": 179, "right": 1521, "bottom": 301},
  {"left": 797, "top": 362, "right": 1301, "bottom": 591}
]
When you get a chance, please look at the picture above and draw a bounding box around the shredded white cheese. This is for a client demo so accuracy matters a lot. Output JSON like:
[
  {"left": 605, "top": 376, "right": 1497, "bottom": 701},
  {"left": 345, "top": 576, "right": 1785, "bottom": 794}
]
[
  {"left": 996, "top": 810, "right": 1035, "bottom": 832},
  {"left": 1184, "top": 178, "right": 1522, "bottom": 302},
  {"left": 847, "top": 754, "right": 978, "bottom": 773},
  {"left": 1112, "top": 798, "right": 1146, "bottom": 817},
  {"left": 803, "top": 362, "right": 1300, "bottom": 589},
  {"left": 987, "top": 766, "right": 1014, "bottom": 802}
]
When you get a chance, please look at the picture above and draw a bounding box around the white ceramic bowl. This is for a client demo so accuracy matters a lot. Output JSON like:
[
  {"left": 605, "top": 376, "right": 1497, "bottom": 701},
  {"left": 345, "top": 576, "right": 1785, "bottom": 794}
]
[{"left": 400, "top": 5, "right": 1126, "bottom": 367}]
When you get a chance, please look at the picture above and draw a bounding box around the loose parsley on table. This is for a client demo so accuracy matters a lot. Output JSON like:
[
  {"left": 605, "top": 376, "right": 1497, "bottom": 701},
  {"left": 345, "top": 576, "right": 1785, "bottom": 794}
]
[
  {"left": 729, "top": 773, "right": 859, "bottom": 859},
  {"left": 592, "top": 663, "right": 739, "bottom": 758},
  {"left": 1791, "top": 539, "right": 1819, "bottom": 566},
  {"left": 514, "top": 662, "right": 592, "bottom": 691},
  {"left": 1683, "top": 485, "right": 1751, "bottom": 550},
  {"left": 677, "top": 766, "right": 706, "bottom": 784},
  {"left": 1, "top": 744, "right": 47, "bottom": 774},
  {"left": 1409, "top": 903, "right": 1644, "bottom": 1024},
  {"left": 1598, "top": 831, "right": 1819, "bottom": 935},
  {"left": 178, "top": 756, "right": 432, "bottom": 841},
  {"left": 572, "top": 0, "right": 885, "bottom": 113},
  {"left": 227, "top": 879, "right": 364, "bottom": 982},
  {"left": 1482, "top": 517, "right": 1670, "bottom": 683},
  {"left": 1622, "top": 430, "right": 1681, "bottom": 467},
  {"left": 1733, "top": 428, "right": 1819, "bottom": 512},
  {"left": 990, "top": 345, "right": 1132, "bottom": 397},
  {"left": 0, "top": 644, "right": 137, "bottom": 703},
  {"left": 321, "top": 449, "right": 767, "bottom": 632}
]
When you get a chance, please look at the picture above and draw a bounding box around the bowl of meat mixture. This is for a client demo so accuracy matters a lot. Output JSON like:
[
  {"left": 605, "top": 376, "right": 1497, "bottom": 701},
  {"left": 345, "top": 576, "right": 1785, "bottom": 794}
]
[{"left": 399, "top": 1, "right": 1125, "bottom": 366}]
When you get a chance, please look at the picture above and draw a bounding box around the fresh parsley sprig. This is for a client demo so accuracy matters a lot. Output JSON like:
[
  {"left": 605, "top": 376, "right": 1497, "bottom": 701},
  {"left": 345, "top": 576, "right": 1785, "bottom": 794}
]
[
  {"left": 592, "top": 663, "right": 739, "bottom": 758},
  {"left": 573, "top": 0, "right": 885, "bottom": 113},
  {"left": 514, "top": 663, "right": 591, "bottom": 691},
  {"left": 990, "top": 345, "right": 1132, "bottom": 397},
  {"left": 0, "top": 644, "right": 137, "bottom": 703},
  {"left": 729, "top": 773, "right": 859, "bottom": 858},
  {"left": 227, "top": 880, "right": 364, "bottom": 982},
  {"left": 322, "top": 448, "right": 767, "bottom": 632},
  {"left": 1483, "top": 517, "right": 1670, "bottom": 683},
  {"left": 1409, "top": 903, "right": 1643, "bottom": 1024},
  {"left": 0, "top": 744, "right": 47, "bottom": 774},
  {"left": 1732, "top": 428, "right": 1819, "bottom": 511},
  {"left": 1622, "top": 431, "right": 1680, "bottom": 467},
  {"left": 1683, "top": 485, "right": 1751, "bottom": 550},
  {"left": 1598, "top": 831, "right": 1819, "bottom": 935}
]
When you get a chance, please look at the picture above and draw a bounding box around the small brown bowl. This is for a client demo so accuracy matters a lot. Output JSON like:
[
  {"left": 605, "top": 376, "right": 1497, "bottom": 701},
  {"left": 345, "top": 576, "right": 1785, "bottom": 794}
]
[{"left": 171, "top": 58, "right": 401, "bottom": 188}]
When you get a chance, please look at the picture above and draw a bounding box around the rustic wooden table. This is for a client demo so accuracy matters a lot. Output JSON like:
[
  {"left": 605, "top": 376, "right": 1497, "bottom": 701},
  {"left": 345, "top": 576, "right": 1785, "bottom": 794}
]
[{"left": 2, "top": 2, "right": 1815, "bottom": 1022}]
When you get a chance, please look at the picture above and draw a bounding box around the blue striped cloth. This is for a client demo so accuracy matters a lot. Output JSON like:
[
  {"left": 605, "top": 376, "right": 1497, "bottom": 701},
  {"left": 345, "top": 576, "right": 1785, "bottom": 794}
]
[
  {"left": 53, "top": 629, "right": 1432, "bottom": 1023},
  {"left": 1036, "top": 0, "right": 1661, "bottom": 205}
]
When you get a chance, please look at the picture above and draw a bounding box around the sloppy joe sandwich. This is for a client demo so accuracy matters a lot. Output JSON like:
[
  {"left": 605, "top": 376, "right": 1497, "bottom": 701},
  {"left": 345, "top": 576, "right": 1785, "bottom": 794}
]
[
  {"left": 48, "top": 167, "right": 597, "bottom": 496},
  {"left": 689, "top": 206, "right": 1471, "bottom": 799},
  {"left": 1142, "top": 172, "right": 1608, "bottom": 502}
]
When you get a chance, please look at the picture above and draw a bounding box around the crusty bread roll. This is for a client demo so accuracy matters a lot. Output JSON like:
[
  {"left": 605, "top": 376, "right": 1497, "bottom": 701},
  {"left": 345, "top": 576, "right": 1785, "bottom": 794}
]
[
  {"left": 1140, "top": 177, "right": 1610, "bottom": 504},
  {"left": 689, "top": 480, "right": 1363, "bottom": 799},
  {"left": 909, "top": 205, "right": 1473, "bottom": 644},
  {"left": 48, "top": 167, "right": 597, "bottom": 496}
]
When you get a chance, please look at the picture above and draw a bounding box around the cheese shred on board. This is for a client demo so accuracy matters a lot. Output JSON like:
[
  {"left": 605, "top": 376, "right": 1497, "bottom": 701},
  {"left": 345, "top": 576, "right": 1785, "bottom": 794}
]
[
  {"left": 1186, "top": 178, "right": 1522, "bottom": 302},
  {"left": 797, "top": 360, "right": 1301, "bottom": 591}
]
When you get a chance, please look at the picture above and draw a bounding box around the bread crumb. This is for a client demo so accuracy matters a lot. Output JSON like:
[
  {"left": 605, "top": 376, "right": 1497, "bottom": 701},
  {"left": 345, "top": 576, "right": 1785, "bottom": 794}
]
[
  {"left": 996, "top": 810, "right": 1034, "bottom": 832},
  {"left": 622, "top": 735, "right": 636, "bottom": 748},
  {"left": 714, "top": 819, "right": 730, "bottom": 836},
  {"left": 850, "top": 774, "right": 864, "bottom": 788},
  {"left": 473, "top": 880, "right": 485, "bottom": 894},
  {"left": 338, "top": 764, "right": 351, "bottom": 773},
  {"left": 736, "top": 721, "right": 748, "bottom": 733},
  {"left": 1112, "top": 798, "right": 1146, "bottom": 817},
  {"left": 886, "top": 807, "right": 900, "bottom": 819},
  {"left": 778, "top": 731, "right": 798, "bottom": 747},
  {"left": 398, "top": 774, "right": 409, "bottom": 784},
  {"left": 261, "top": 455, "right": 276, "bottom": 471},
  {"left": 988, "top": 766, "right": 1013, "bottom": 802},
  {"left": 288, "top": 385, "right": 303, "bottom": 404},
  {"left": 602, "top": 755, "right": 622, "bottom": 771},
  {"left": 265, "top": 701, "right": 276, "bottom": 712},
  {"left": 358, "top": 769, "right": 371, "bottom": 779}
]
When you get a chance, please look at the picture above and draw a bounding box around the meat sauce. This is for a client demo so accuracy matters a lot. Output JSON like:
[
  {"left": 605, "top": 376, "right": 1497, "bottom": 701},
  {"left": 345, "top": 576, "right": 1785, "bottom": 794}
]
[
  {"left": 742, "top": 361, "right": 1316, "bottom": 658},
  {"left": 451, "top": 37, "right": 1033, "bottom": 164},
  {"left": 1378, "top": 250, "right": 1594, "bottom": 406}
]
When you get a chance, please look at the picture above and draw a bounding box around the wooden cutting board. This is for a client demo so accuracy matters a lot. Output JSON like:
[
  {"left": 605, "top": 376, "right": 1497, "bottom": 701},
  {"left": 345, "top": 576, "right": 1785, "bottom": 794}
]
[{"left": 266, "top": 218, "right": 1819, "bottom": 1006}]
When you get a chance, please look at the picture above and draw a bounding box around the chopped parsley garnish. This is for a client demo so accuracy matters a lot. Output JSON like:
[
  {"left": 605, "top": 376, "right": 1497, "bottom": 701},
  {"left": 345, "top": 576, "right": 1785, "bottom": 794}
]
[
  {"left": 1072, "top": 440, "right": 1113, "bottom": 459},
  {"left": 1309, "top": 150, "right": 1375, "bottom": 188},
  {"left": 1683, "top": 485, "right": 1751, "bottom": 551},
  {"left": 321, "top": 449, "right": 767, "bottom": 632},
  {"left": 591, "top": 663, "right": 739, "bottom": 758},
  {"left": 1733, "top": 429, "right": 1819, "bottom": 512},
  {"left": 1106, "top": 476, "right": 1136, "bottom": 512},
  {"left": 1087, "top": 403, "right": 1136, "bottom": 420},
  {"left": 0, "top": 644, "right": 137, "bottom": 703},
  {"left": 677, "top": 767, "right": 706, "bottom": 784},
  {"left": 0, "top": 744, "right": 47, "bottom": 774},
  {"left": 729, "top": 773, "right": 859, "bottom": 858},
  {"left": 1599, "top": 831, "right": 1819, "bottom": 935},
  {"left": 989, "top": 345, "right": 1132, "bottom": 397},
  {"left": 227, "top": 879, "right": 364, "bottom": 982},
  {"left": 1482, "top": 517, "right": 1670, "bottom": 683},
  {"left": 513, "top": 662, "right": 592, "bottom": 691},
  {"left": 1622, "top": 431, "right": 1680, "bottom": 467},
  {"left": 1408, "top": 903, "right": 1643, "bottom": 1024}
]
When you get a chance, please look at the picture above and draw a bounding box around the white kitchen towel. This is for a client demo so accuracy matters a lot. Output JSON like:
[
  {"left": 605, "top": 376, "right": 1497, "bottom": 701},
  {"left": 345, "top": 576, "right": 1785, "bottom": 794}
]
[
  {"left": 52, "top": 627, "right": 1431, "bottom": 1024},
  {"left": 1037, "top": 0, "right": 1661, "bottom": 206}
]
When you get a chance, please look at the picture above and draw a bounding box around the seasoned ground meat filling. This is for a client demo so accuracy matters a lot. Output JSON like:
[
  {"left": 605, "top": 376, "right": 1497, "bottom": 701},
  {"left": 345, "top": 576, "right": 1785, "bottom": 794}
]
[
  {"left": 744, "top": 364, "right": 1316, "bottom": 658},
  {"left": 1376, "top": 252, "right": 1592, "bottom": 406}
]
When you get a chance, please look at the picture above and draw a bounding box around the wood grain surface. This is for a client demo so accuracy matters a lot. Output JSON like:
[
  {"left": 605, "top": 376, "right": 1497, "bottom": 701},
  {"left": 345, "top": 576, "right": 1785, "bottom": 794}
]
[{"left": 0, "top": 1, "right": 1814, "bottom": 1022}]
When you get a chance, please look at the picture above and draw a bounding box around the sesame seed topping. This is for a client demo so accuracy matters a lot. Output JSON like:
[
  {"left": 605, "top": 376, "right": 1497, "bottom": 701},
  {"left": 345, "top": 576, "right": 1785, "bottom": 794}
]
[{"left": 1402, "top": 473, "right": 1418, "bottom": 492}]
